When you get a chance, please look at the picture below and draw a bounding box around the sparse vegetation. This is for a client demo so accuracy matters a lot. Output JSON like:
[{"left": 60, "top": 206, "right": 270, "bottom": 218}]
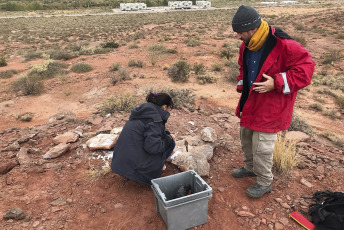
[
  {"left": 197, "top": 72, "right": 218, "bottom": 84},
  {"left": 212, "top": 62, "right": 223, "bottom": 72},
  {"left": 97, "top": 94, "right": 136, "bottom": 116},
  {"left": 101, "top": 41, "right": 119, "bottom": 49},
  {"left": 29, "top": 60, "right": 69, "bottom": 79},
  {"left": 146, "top": 87, "right": 196, "bottom": 111},
  {"left": 11, "top": 74, "right": 44, "bottom": 96},
  {"left": 17, "top": 112, "right": 33, "bottom": 122},
  {"left": 320, "top": 131, "right": 344, "bottom": 147},
  {"left": 0, "top": 69, "right": 18, "bottom": 79},
  {"left": 70, "top": 63, "right": 93, "bottom": 73},
  {"left": 128, "top": 59, "right": 144, "bottom": 68},
  {"left": 168, "top": 61, "right": 190, "bottom": 82},
  {"left": 109, "top": 62, "right": 122, "bottom": 72},
  {"left": 288, "top": 112, "right": 314, "bottom": 136},
  {"left": 309, "top": 103, "right": 323, "bottom": 111},
  {"left": 193, "top": 62, "right": 205, "bottom": 75},
  {"left": 273, "top": 133, "right": 300, "bottom": 175},
  {"left": 0, "top": 57, "right": 7, "bottom": 67},
  {"left": 335, "top": 96, "right": 344, "bottom": 109}
]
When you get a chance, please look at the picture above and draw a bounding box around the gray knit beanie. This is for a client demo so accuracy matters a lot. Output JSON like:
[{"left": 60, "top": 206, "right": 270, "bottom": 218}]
[{"left": 232, "top": 5, "right": 262, "bottom": 32}]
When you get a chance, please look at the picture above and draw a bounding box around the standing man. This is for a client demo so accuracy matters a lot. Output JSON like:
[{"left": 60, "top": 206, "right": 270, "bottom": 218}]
[{"left": 231, "top": 5, "right": 315, "bottom": 198}]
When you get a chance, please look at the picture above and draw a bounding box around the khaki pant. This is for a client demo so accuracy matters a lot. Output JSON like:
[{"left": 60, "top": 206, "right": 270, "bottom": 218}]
[{"left": 240, "top": 126, "right": 277, "bottom": 186}]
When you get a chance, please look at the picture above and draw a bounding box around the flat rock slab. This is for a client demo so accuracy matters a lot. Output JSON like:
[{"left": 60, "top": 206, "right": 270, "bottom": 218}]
[
  {"left": 43, "top": 143, "right": 70, "bottom": 159},
  {"left": 86, "top": 134, "right": 119, "bottom": 150},
  {"left": 53, "top": 131, "right": 79, "bottom": 144}
]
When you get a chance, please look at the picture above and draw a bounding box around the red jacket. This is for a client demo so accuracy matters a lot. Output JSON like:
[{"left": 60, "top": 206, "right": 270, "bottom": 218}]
[{"left": 236, "top": 26, "right": 315, "bottom": 133}]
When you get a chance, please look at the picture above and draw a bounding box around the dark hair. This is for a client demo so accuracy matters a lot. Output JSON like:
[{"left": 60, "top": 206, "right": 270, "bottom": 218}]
[{"left": 146, "top": 92, "right": 173, "bottom": 109}]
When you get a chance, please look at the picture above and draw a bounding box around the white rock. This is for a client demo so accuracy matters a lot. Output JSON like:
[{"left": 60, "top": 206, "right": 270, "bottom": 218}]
[
  {"left": 110, "top": 127, "right": 123, "bottom": 134},
  {"left": 86, "top": 134, "right": 118, "bottom": 150},
  {"left": 201, "top": 127, "right": 217, "bottom": 143},
  {"left": 43, "top": 143, "right": 70, "bottom": 159}
]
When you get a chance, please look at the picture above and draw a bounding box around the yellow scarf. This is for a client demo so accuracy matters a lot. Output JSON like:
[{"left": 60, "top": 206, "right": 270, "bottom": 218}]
[{"left": 247, "top": 20, "right": 269, "bottom": 52}]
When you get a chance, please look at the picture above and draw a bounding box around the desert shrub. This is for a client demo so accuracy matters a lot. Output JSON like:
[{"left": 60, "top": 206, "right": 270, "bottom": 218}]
[
  {"left": 320, "top": 132, "right": 344, "bottom": 147},
  {"left": 118, "top": 67, "right": 130, "bottom": 81},
  {"left": 93, "top": 47, "right": 113, "bottom": 54},
  {"left": 24, "top": 51, "right": 44, "bottom": 61},
  {"left": 146, "top": 87, "right": 196, "bottom": 111},
  {"left": 17, "top": 112, "right": 33, "bottom": 122},
  {"left": 49, "top": 50, "right": 78, "bottom": 60},
  {"left": 212, "top": 62, "right": 223, "bottom": 72},
  {"left": 166, "top": 48, "right": 178, "bottom": 54},
  {"left": 128, "top": 59, "right": 144, "bottom": 68},
  {"left": 197, "top": 72, "right": 218, "bottom": 84},
  {"left": 309, "top": 103, "right": 323, "bottom": 111},
  {"left": 193, "top": 62, "right": 205, "bottom": 75},
  {"left": 316, "top": 88, "right": 339, "bottom": 98},
  {"left": 29, "top": 60, "right": 68, "bottom": 79},
  {"left": 293, "top": 36, "right": 307, "bottom": 47},
  {"left": 313, "top": 72, "right": 344, "bottom": 92},
  {"left": 223, "top": 58, "right": 239, "bottom": 83},
  {"left": 85, "top": 161, "right": 111, "bottom": 182},
  {"left": 97, "top": 95, "right": 136, "bottom": 116},
  {"left": 132, "top": 31, "right": 145, "bottom": 40},
  {"left": 70, "top": 63, "right": 93, "bottom": 73},
  {"left": 184, "top": 39, "right": 201, "bottom": 47},
  {"left": 219, "top": 49, "right": 233, "bottom": 60},
  {"left": 322, "top": 109, "right": 341, "bottom": 120},
  {"left": 322, "top": 49, "right": 342, "bottom": 65},
  {"left": 0, "top": 69, "right": 18, "bottom": 79},
  {"left": 288, "top": 112, "right": 314, "bottom": 136},
  {"left": 109, "top": 62, "right": 122, "bottom": 72},
  {"left": 168, "top": 61, "right": 190, "bottom": 82},
  {"left": 334, "top": 96, "right": 344, "bottom": 109},
  {"left": 294, "top": 23, "right": 305, "bottom": 31},
  {"left": 128, "top": 43, "right": 139, "bottom": 49},
  {"left": 0, "top": 57, "right": 7, "bottom": 67},
  {"left": 11, "top": 74, "right": 44, "bottom": 96},
  {"left": 101, "top": 41, "right": 119, "bottom": 49},
  {"left": 273, "top": 133, "right": 299, "bottom": 174}
]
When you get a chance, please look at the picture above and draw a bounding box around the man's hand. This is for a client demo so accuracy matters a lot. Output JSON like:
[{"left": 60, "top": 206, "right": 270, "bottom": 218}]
[{"left": 253, "top": 74, "right": 275, "bottom": 93}]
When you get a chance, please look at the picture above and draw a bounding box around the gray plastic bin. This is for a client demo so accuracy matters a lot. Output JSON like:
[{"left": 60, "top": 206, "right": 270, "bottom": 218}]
[{"left": 151, "top": 170, "right": 212, "bottom": 230}]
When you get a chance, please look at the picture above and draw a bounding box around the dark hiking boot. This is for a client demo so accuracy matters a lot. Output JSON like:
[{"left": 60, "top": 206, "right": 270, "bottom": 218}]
[
  {"left": 245, "top": 183, "right": 272, "bottom": 198},
  {"left": 231, "top": 167, "right": 256, "bottom": 178}
]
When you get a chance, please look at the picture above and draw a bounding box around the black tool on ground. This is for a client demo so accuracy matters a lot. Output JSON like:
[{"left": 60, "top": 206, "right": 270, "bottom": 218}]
[
  {"left": 174, "top": 185, "right": 192, "bottom": 199},
  {"left": 303, "top": 190, "right": 344, "bottom": 230}
]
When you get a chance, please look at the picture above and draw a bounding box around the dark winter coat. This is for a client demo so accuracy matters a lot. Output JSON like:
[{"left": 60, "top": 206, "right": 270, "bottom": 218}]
[
  {"left": 111, "top": 102, "right": 173, "bottom": 185},
  {"left": 235, "top": 26, "right": 315, "bottom": 133}
]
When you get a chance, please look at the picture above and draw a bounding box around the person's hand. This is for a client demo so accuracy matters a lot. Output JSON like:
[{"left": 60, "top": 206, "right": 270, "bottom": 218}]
[{"left": 253, "top": 74, "right": 275, "bottom": 93}]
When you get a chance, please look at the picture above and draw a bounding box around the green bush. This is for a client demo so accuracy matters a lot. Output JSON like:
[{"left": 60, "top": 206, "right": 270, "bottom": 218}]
[
  {"left": 11, "top": 74, "right": 44, "bottom": 96},
  {"left": 128, "top": 43, "right": 139, "bottom": 49},
  {"left": 309, "top": 103, "right": 323, "bottom": 111},
  {"left": 128, "top": 59, "right": 144, "bottom": 68},
  {"left": 109, "top": 62, "right": 122, "bottom": 72},
  {"left": 29, "top": 60, "right": 68, "bottom": 79},
  {"left": 212, "top": 62, "right": 223, "bottom": 72},
  {"left": 219, "top": 49, "right": 233, "bottom": 60},
  {"left": 335, "top": 96, "right": 344, "bottom": 109},
  {"left": 97, "top": 95, "right": 136, "bottom": 116},
  {"left": 49, "top": 50, "right": 78, "bottom": 60},
  {"left": 70, "top": 63, "right": 93, "bottom": 73},
  {"left": 24, "top": 51, "right": 44, "bottom": 61},
  {"left": 0, "top": 57, "right": 7, "bottom": 67},
  {"left": 0, "top": 69, "right": 18, "bottom": 79},
  {"left": 288, "top": 112, "right": 314, "bottom": 136},
  {"left": 146, "top": 87, "right": 196, "bottom": 111},
  {"left": 101, "top": 41, "right": 119, "bottom": 49},
  {"left": 193, "top": 62, "right": 205, "bottom": 75},
  {"left": 197, "top": 72, "right": 218, "bottom": 84},
  {"left": 184, "top": 39, "right": 201, "bottom": 47},
  {"left": 168, "top": 61, "right": 190, "bottom": 82}
]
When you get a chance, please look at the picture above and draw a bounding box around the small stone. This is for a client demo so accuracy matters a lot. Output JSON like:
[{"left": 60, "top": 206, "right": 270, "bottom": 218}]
[
  {"left": 3, "top": 208, "right": 26, "bottom": 220},
  {"left": 280, "top": 217, "right": 289, "bottom": 226},
  {"left": 281, "top": 203, "right": 291, "bottom": 209},
  {"left": 286, "top": 195, "right": 291, "bottom": 201},
  {"left": 237, "top": 211, "right": 255, "bottom": 218},
  {"left": 274, "top": 198, "right": 283, "bottom": 203},
  {"left": 218, "top": 187, "right": 225, "bottom": 192},
  {"left": 275, "top": 222, "right": 284, "bottom": 230},
  {"left": 300, "top": 178, "right": 312, "bottom": 188},
  {"left": 33, "top": 221, "right": 40, "bottom": 228},
  {"left": 114, "top": 203, "right": 124, "bottom": 209}
]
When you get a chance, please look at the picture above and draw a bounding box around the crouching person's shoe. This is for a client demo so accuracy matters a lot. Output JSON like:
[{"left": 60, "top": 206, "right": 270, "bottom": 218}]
[
  {"left": 245, "top": 183, "right": 272, "bottom": 198},
  {"left": 231, "top": 167, "right": 256, "bottom": 178}
]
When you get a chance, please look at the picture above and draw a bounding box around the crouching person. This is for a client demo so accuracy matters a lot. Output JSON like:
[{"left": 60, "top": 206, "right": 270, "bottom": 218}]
[{"left": 111, "top": 92, "right": 175, "bottom": 185}]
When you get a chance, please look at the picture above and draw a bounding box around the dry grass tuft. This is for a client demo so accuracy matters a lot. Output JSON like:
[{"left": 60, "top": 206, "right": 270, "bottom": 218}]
[
  {"left": 85, "top": 161, "right": 111, "bottom": 182},
  {"left": 273, "top": 133, "right": 300, "bottom": 175}
]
